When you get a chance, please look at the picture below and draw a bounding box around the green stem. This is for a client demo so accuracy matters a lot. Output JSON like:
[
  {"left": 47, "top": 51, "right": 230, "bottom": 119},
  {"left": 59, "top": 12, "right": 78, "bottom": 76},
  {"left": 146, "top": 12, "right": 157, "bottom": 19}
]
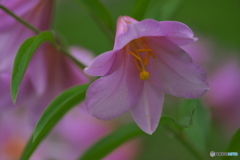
[
  {"left": 0, "top": 5, "right": 86, "bottom": 68},
  {"left": 167, "top": 127, "right": 206, "bottom": 160},
  {"left": 0, "top": 5, "right": 40, "bottom": 34},
  {"left": 60, "top": 48, "right": 86, "bottom": 69}
]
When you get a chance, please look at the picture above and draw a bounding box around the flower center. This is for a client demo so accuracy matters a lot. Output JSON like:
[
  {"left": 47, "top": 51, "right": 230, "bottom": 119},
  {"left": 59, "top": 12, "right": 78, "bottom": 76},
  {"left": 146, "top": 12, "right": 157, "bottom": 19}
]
[{"left": 127, "top": 38, "right": 156, "bottom": 81}]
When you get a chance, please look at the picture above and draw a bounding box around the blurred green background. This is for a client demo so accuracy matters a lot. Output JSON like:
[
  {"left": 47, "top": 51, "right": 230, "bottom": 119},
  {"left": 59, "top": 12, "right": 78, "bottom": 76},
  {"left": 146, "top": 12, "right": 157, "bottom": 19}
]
[{"left": 52, "top": 0, "right": 240, "bottom": 159}]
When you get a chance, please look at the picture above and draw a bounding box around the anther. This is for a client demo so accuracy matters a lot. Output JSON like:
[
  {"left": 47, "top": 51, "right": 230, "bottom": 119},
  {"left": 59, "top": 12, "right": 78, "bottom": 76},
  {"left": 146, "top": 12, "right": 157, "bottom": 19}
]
[{"left": 136, "top": 49, "right": 152, "bottom": 52}]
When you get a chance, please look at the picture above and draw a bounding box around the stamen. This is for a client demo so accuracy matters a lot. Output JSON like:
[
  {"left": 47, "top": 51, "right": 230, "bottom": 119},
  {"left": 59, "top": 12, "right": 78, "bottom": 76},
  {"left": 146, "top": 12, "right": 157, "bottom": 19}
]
[
  {"left": 136, "top": 49, "right": 152, "bottom": 52},
  {"left": 149, "top": 52, "right": 156, "bottom": 58},
  {"left": 143, "top": 54, "right": 151, "bottom": 66},
  {"left": 127, "top": 51, "right": 141, "bottom": 61},
  {"left": 133, "top": 58, "right": 141, "bottom": 72}
]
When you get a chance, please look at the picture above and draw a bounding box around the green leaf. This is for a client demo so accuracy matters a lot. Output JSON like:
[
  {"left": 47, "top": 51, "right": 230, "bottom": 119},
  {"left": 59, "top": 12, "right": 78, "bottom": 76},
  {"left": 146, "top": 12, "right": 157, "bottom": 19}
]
[
  {"left": 132, "top": 0, "right": 151, "bottom": 20},
  {"left": 222, "top": 129, "right": 240, "bottom": 160},
  {"left": 79, "top": 123, "right": 144, "bottom": 160},
  {"left": 20, "top": 84, "right": 89, "bottom": 160},
  {"left": 73, "top": 0, "right": 114, "bottom": 41},
  {"left": 180, "top": 99, "right": 211, "bottom": 153},
  {"left": 11, "top": 31, "right": 55, "bottom": 103},
  {"left": 160, "top": 107, "right": 195, "bottom": 131}
]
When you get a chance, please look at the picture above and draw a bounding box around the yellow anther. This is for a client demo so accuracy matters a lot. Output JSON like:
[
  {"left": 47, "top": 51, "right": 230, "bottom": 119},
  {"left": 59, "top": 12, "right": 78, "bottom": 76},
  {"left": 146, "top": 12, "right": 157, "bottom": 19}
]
[
  {"left": 136, "top": 49, "right": 152, "bottom": 52},
  {"left": 140, "top": 71, "right": 150, "bottom": 80}
]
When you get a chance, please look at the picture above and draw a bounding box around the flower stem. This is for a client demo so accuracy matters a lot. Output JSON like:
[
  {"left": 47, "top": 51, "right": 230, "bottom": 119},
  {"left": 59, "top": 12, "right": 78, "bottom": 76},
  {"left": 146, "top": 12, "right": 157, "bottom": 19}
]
[
  {"left": 0, "top": 5, "right": 40, "bottom": 34},
  {"left": 166, "top": 127, "right": 207, "bottom": 160},
  {"left": 0, "top": 5, "right": 86, "bottom": 68}
]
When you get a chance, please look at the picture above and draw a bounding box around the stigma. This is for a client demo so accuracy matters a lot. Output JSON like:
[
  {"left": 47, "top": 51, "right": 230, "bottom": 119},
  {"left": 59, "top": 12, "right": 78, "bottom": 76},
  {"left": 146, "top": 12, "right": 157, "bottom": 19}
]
[{"left": 140, "top": 71, "right": 150, "bottom": 80}]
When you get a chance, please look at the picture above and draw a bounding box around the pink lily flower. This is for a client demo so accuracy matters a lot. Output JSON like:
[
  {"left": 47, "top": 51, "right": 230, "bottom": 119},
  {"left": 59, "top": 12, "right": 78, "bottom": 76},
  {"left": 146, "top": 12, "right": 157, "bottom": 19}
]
[{"left": 84, "top": 16, "right": 209, "bottom": 134}]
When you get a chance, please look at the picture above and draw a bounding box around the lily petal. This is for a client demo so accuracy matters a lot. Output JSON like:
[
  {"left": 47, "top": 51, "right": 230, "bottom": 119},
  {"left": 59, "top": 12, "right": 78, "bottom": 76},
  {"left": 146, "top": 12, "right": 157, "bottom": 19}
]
[
  {"left": 84, "top": 50, "right": 116, "bottom": 76},
  {"left": 114, "top": 18, "right": 197, "bottom": 50},
  {"left": 86, "top": 50, "right": 143, "bottom": 120},
  {"left": 130, "top": 82, "right": 164, "bottom": 134},
  {"left": 69, "top": 46, "right": 94, "bottom": 67},
  {"left": 158, "top": 21, "right": 197, "bottom": 46},
  {"left": 147, "top": 37, "right": 209, "bottom": 99}
]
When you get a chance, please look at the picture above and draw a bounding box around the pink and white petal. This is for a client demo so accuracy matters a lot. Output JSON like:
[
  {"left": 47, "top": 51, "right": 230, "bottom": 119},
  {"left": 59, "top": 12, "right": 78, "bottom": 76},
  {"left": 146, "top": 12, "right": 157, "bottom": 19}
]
[
  {"left": 84, "top": 50, "right": 116, "bottom": 76},
  {"left": 147, "top": 37, "right": 209, "bottom": 99},
  {"left": 114, "top": 18, "right": 196, "bottom": 50},
  {"left": 130, "top": 82, "right": 164, "bottom": 134},
  {"left": 69, "top": 46, "right": 94, "bottom": 67},
  {"left": 86, "top": 50, "right": 143, "bottom": 120}
]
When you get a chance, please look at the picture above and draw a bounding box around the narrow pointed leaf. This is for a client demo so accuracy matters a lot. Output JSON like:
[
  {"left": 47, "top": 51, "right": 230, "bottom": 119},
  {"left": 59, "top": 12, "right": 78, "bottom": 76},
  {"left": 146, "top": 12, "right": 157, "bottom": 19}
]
[
  {"left": 132, "top": 0, "right": 150, "bottom": 20},
  {"left": 20, "top": 84, "right": 89, "bottom": 160},
  {"left": 79, "top": 123, "right": 144, "bottom": 160},
  {"left": 11, "top": 31, "right": 55, "bottom": 103}
]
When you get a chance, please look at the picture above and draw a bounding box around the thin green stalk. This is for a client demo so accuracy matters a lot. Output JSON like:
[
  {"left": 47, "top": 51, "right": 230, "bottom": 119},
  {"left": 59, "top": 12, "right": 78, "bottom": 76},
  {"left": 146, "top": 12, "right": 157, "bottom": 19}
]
[
  {"left": 167, "top": 127, "right": 207, "bottom": 160},
  {"left": 60, "top": 48, "right": 86, "bottom": 69},
  {"left": 0, "top": 5, "right": 40, "bottom": 34},
  {"left": 0, "top": 5, "right": 86, "bottom": 68}
]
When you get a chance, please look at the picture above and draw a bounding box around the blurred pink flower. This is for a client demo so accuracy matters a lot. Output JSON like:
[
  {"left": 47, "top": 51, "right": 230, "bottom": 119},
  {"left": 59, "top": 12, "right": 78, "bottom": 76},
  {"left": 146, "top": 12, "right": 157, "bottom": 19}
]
[
  {"left": 0, "top": 0, "right": 91, "bottom": 119},
  {"left": 0, "top": 107, "right": 140, "bottom": 160},
  {"left": 0, "top": 0, "right": 53, "bottom": 73},
  {"left": 180, "top": 36, "right": 213, "bottom": 66},
  {"left": 85, "top": 16, "right": 209, "bottom": 134},
  {"left": 55, "top": 106, "right": 140, "bottom": 160},
  {"left": 204, "top": 60, "right": 240, "bottom": 132},
  {"left": 0, "top": 109, "right": 47, "bottom": 160}
]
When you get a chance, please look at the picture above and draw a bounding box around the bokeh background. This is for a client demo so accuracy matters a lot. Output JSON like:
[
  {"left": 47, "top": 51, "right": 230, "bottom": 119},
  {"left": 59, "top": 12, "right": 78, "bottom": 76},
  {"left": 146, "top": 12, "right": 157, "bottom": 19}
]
[{"left": 1, "top": 0, "right": 240, "bottom": 159}]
